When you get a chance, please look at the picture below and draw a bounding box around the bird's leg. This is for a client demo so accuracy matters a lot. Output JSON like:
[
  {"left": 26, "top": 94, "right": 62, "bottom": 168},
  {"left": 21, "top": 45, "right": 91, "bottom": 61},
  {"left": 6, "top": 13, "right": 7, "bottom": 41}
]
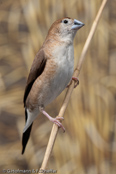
[
  {"left": 67, "top": 77, "right": 79, "bottom": 88},
  {"left": 39, "top": 107, "right": 65, "bottom": 132}
]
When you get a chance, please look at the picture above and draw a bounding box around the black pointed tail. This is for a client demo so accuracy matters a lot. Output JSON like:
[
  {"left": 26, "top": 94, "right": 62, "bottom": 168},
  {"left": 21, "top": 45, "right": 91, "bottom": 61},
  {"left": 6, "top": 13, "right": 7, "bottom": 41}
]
[{"left": 22, "top": 109, "right": 33, "bottom": 154}]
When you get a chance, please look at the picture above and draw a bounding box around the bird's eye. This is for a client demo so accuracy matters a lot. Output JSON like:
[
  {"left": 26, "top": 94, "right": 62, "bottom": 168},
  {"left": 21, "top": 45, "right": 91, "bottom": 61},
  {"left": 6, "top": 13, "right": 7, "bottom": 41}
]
[{"left": 63, "top": 20, "right": 68, "bottom": 24}]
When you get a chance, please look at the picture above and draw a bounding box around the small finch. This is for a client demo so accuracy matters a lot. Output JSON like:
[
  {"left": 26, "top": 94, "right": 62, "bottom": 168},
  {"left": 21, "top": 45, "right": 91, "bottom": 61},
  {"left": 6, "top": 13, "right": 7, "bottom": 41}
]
[{"left": 22, "top": 17, "right": 84, "bottom": 154}]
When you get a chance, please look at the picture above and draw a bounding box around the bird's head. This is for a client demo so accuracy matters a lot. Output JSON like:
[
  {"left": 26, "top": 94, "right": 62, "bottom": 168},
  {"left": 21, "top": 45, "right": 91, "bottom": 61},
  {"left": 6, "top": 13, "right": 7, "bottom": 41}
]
[{"left": 48, "top": 17, "right": 84, "bottom": 43}]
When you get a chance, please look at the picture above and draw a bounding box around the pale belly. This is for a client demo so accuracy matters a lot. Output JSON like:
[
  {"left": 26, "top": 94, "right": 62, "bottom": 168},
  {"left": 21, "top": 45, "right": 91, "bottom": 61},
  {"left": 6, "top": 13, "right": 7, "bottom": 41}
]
[
  {"left": 44, "top": 45, "right": 74, "bottom": 106},
  {"left": 44, "top": 66, "right": 73, "bottom": 106}
]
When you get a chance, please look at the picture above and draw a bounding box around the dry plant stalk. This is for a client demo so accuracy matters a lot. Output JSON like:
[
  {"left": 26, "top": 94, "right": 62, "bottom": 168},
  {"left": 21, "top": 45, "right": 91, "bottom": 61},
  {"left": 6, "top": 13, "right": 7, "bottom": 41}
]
[{"left": 39, "top": 0, "right": 108, "bottom": 172}]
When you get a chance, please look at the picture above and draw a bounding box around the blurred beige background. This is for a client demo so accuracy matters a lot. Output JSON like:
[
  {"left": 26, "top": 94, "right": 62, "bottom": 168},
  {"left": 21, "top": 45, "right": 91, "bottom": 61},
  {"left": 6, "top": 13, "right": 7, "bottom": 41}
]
[{"left": 0, "top": 0, "right": 116, "bottom": 173}]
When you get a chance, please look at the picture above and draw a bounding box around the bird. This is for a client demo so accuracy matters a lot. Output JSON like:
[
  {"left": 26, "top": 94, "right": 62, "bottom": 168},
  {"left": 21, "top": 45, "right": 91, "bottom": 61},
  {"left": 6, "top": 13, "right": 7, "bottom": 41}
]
[{"left": 22, "top": 17, "right": 84, "bottom": 154}]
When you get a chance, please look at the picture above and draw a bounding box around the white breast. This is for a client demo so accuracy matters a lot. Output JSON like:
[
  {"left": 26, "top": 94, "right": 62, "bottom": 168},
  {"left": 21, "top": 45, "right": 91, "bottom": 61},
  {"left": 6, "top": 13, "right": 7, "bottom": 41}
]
[
  {"left": 45, "top": 43, "right": 74, "bottom": 106},
  {"left": 55, "top": 43, "right": 74, "bottom": 86}
]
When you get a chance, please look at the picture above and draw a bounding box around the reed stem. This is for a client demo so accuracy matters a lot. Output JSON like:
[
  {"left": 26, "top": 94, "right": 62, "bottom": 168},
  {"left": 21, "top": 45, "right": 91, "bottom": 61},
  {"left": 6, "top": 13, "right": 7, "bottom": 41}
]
[{"left": 39, "top": 0, "right": 108, "bottom": 172}]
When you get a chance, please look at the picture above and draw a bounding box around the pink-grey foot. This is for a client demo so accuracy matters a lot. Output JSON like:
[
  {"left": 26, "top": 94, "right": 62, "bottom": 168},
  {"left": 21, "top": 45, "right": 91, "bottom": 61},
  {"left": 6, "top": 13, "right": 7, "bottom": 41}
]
[
  {"left": 40, "top": 108, "right": 65, "bottom": 132},
  {"left": 72, "top": 77, "right": 79, "bottom": 88},
  {"left": 67, "top": 77, "right": 79, "bottom": 88}
]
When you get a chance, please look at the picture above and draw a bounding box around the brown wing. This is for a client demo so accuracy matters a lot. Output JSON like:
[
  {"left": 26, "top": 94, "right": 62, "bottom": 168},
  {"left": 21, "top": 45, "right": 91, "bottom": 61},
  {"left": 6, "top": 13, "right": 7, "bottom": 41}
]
[{"left": 23, "top": 49, "right": 47, "bottom": 106}]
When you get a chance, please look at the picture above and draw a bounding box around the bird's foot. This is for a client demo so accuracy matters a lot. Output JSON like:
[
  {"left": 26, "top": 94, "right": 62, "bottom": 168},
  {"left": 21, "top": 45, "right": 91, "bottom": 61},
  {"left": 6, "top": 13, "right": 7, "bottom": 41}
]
[
  {"left": 67, "top": 77, "right": 79, "bottom": 88},
  {"left": 50, "top": 117, "right": 65, "bottom": 132},
  {"left": 40, "top": 108, "right": 65, "bottom": 132},
  {"left": 72, "top": 77, "right": 79, "bottom": 88}
]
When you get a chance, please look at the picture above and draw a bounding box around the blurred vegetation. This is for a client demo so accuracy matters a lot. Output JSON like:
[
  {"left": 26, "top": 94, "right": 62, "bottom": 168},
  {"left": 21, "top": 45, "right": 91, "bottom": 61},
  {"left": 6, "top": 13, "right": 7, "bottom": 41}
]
[{"left": 0, "top": 0, "right": 116, "bottom": 173}]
